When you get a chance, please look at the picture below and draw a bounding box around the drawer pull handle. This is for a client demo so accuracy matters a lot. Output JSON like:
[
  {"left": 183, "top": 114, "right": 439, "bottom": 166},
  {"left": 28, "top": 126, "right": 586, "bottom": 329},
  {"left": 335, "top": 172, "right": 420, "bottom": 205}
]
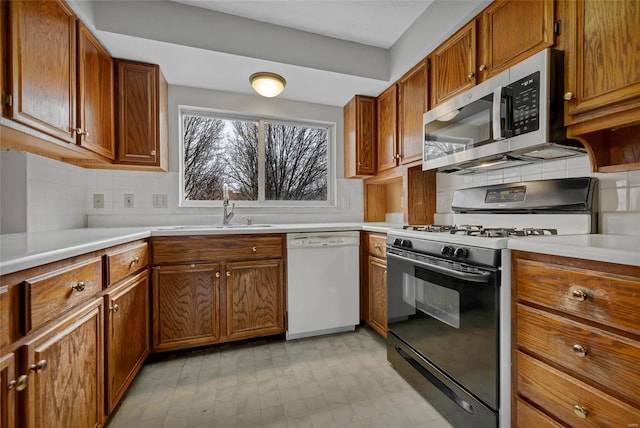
[
  {"left": 110, "top": 304, "right": 120, "bottom": 313},
  {"left": 571, "top": 289, "right": 588, "bottom": 301},
  {"left": 8, "top": 374, "right": 29, "bottom": 391},
  {"left": 71, "top": 281, "right": 86, "bottom": 292},
  {"left": 573, "top": 404, "right": 589, "bottom": 419},
  {"left": 215, "top": 272, "right": 221, "bottom": 278},
  {"left": 30, "top": 360, "right": 48, "bottom": 374},
  {"left": 130, "top": 257, "right": 140, "bottom": 267},
  {"left": 374, "top": 244, "right": 382, "bottom": 249},
  {"left": 226, "top": 271, "right": 231, "bottom": 277},
  {"left": 252, "top": 246, "right": 258, "bottom": 252},
  {"left": 572, "top": 344, "right": 587, "bottom": 357}
]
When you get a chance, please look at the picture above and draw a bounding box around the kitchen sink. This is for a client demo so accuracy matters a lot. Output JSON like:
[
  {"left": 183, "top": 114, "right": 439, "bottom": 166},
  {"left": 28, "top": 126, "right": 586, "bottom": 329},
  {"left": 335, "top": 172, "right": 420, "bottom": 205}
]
[{"left": 156, "top": 224, "right": 273, "bottom": 230}]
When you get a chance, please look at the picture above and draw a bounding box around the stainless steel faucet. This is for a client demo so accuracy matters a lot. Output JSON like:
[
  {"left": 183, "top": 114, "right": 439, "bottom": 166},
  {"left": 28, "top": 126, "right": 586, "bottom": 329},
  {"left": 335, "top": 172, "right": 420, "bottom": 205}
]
[{"left": 222, "top": 183, "right": 235, "bottom": 225}]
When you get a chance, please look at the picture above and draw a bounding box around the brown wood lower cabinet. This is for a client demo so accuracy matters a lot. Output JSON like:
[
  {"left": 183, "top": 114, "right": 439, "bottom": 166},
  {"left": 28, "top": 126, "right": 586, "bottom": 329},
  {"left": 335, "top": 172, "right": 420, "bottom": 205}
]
[
  {"left": 104, "top": 270, "right": 149, "bottom": 414},
  {"left": 152, "top": 264, "right": 221, "bottom": 352},
  {"left": 362, "top": 232, "right": 387, "bottom": 338},
  {"left": 21, "top": 298, "right": 104, "bottom": 428},
  {"left": 0, "top": 352, "right": 16, "bottom": 428},
  {"left": 512, "top": 251, "right": 640, "bottom": 426},
  {"left": 226, "top": 260, "right": 284, "bottom": 341}
]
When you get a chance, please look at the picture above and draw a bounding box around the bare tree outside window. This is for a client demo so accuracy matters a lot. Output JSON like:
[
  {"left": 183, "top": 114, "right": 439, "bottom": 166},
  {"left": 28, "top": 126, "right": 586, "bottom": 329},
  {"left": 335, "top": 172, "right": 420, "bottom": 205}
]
[{"left": 181, "top": 111, "right": 330, "bottom": 204}]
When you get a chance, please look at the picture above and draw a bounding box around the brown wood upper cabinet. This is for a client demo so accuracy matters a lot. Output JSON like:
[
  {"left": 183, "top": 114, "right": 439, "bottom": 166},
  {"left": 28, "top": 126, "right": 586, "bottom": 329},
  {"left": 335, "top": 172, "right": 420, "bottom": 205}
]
[
  {"left": 430, "top": 20, "right": 477, "bottom": 108},
  {"left": 477, "top": 0, "right": 554, "bottom": 81},
  {"left": 5, "top": 1, "right": 115, "bottom": 160},
  {"left": 376, "top": 85, "right": 398, "bottom": 173},
  {"left": 344, "top": 95, "right": 376, "bottom": 178},
  {"left": 77, "top": 22, "right": 115, "bottom": 160},
  {"left": 115, "top": 60, "right": 168, "bottom": 170},
  {"left": 398, "top": 60, "right": 428, "bottom": 164},
  {"left": 431, "top": 1, "right": 554, "bottom": 107}
]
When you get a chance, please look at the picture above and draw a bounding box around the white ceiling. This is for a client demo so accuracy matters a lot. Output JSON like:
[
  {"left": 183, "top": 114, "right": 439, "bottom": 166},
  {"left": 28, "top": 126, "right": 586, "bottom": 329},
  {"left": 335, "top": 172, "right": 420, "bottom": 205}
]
[
  {"left": 171, "top": 1, "right": 433, "bottom": 49},
  {"left": 74, "top": 0, "right": 487, "bottom": 106}
]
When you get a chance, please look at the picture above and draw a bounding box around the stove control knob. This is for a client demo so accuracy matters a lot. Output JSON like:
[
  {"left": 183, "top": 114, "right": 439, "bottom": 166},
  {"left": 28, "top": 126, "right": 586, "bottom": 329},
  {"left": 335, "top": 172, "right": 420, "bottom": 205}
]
[
  {"left": 441, "top": 246, "right": 454, "bottom": 256},
  {"left": 401, "top": 239, "right": 412, "bottom": 249},
  {"left": 454, "top": 247, "right": 469, "bottom": 258},
  {"left": 393, "top": 238, "right": 403, "bottom": 247}
]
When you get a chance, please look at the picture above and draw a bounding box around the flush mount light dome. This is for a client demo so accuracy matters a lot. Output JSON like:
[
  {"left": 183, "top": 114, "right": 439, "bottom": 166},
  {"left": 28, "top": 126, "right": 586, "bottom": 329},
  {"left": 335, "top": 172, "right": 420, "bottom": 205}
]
[{"left": 249, "top": 72, "right": 286, "bottom": 97}]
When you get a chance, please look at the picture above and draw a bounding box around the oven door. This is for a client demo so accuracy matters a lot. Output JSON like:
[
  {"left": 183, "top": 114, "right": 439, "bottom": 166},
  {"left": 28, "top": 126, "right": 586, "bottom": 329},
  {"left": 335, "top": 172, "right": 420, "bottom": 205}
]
[{"left": 386, "top": 248, "right": 499, "bottom": 410}]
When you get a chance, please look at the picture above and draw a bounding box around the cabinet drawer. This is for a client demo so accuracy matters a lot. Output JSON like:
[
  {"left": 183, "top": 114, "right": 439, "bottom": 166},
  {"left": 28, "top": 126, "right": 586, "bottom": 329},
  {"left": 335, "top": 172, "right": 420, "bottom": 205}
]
[
  {"left": 516, "top": 304, "right": 640, "bottom": 408},
  {"left": 515, "top": 398, "right": 564, "bottom": 428},
  {"left": 516, "top": 351, "right": 640, "bottom": 427},
  {"left": 152, "top": 235, "right": 283, "bottom": 265},
  {"left": 24, "top": 257, "right": 102, "bottom": 332},
  {"left": 367, "top": 234, "right": 387, "bottom": 259},
  {"left": 106, "top": 242, "right": 148, "bottom": 286},
  {"left": 514, "top": 257, "right": 640, "bottom": 336}
]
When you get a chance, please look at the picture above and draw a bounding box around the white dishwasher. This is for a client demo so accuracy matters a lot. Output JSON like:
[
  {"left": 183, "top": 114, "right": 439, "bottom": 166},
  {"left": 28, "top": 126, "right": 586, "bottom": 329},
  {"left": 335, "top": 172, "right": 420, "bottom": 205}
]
[{"left": 286, "top": 231, "right": 360, "bottom": 340}]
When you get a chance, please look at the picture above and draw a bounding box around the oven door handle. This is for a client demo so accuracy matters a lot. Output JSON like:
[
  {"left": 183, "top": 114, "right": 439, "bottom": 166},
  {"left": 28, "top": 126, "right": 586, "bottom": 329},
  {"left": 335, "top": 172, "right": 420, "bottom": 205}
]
[{"left": 387, "top": 252, "right": 492, "bottom": 283}]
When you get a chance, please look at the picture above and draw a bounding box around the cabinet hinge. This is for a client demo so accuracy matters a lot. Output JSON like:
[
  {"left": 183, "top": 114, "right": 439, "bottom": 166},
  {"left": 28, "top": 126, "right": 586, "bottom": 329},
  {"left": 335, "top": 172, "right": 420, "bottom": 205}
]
[
  {"left": 4, "top": 95, "right": 12, "bottom": 107},
  {"left": 554, "top": 20, "right": 561, "bottom": 36}
]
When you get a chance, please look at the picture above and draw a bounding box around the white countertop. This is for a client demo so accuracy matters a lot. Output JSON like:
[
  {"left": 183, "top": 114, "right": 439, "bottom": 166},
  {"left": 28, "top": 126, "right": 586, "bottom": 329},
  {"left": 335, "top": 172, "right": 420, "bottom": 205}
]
[
  {"left": 0, "top": 223, "right": 400, "bottom": 275},
  {"left": 507, "top": 234, "right": 640, "bottom": 267}
]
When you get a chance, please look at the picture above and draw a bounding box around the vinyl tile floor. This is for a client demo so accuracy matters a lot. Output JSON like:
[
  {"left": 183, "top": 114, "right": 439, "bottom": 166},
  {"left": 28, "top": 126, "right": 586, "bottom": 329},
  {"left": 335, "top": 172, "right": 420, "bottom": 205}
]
[{"left": 105, "top": 326, "right": 454, "bottom": 428}]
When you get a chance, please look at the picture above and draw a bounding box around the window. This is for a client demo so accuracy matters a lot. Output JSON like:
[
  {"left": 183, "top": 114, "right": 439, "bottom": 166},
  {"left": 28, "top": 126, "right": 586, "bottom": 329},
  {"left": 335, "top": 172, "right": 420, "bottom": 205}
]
[{"left": 180, "top": 108, "right": 332, "bottom": 206}]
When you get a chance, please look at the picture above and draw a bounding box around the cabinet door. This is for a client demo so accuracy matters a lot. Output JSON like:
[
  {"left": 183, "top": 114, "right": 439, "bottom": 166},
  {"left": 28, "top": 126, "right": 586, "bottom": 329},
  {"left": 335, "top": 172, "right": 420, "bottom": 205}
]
[
  {"left": 398, "top": 60, "right": 428, "bottom": 164},
  {"left": 376, "top": 85, "right": 398, "bottom": 172},
  {"left": 7, "top": 0, "right": 76, "bottom": 142},
  {"left": 104, "top": 271, "right": 149, "bottom": 413},
  {"left": 563, "top": 0, "right": 640, "bottom": 124},
  {"left": 0, "top": 353, "right": 17, "bottom": 428},
  {"left": 77, "top": 22, "right": 115, "bottom": 159},
  {"left": 344, "top": 95, "right": 376, "bottom": 178},
  {"left": 22, "top": 299, "right": 103, "bottom": 428},
  {"left": 478, "top": 0, "right": 554, "bottom": 81},
  {"left": 115, "top": 60, "right": 163, "bottom": 166},
  {"left": 430, "top": 20, "right": 477, "bottom": 108},
  {"left": 368, "top": 256, "right": 387, "bottom": 338},
  {"left": 226, "top": 260, "right": 284, "bottom": 340},
  {"left": 152, "top": 264, "right": 220, "bottom": 352}
]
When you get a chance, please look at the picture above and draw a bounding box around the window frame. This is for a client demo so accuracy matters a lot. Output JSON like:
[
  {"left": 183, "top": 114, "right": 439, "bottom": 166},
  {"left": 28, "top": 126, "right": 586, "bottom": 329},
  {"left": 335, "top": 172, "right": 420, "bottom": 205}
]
[{"left": 178, "top": 105, "right": 336, "bottom": 208}]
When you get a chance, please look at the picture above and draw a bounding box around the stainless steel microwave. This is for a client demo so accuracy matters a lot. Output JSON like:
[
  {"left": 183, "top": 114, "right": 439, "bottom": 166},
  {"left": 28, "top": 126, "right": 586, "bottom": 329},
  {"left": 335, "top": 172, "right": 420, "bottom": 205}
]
[{"left": 422, "top": 49, "right": 585, "bottom": 173}]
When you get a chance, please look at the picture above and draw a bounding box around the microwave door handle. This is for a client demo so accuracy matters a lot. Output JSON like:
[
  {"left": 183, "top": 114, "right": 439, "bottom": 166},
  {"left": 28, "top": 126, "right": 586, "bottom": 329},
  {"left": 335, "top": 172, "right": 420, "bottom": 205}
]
[
  {"left": 492, "top": 86, "right": 505, "bottom": 141},
  {"left": 387, "top": 252, "right": 491, "bottom": 284}
]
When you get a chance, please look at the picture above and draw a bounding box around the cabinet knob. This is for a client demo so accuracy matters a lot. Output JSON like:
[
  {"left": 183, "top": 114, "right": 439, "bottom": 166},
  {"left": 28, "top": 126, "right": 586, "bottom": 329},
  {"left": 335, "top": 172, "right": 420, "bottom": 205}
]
[
  {"left": 564, "top": 91, "right": 575, "bottom": 101},
  {"left": 150, "top": 150, "right": 157, "bottom": 156},
  {"left": 358, "top": 162, "right": 362, "bottom": 166},
  {"left": 71, "top": 281, "right": 86, "bottom": 292},
  {"left": 467, "top": 71, "right": 475, "bottom": 81},
  {"left": 74, "top": 128, "right": 89, "bottom": 137},
  {"left": 395, "top": 154, "right": 401, "bottom": 160},
  {"left": 374, "top": 244, "right": 381, "bottom": 249},
  {"left": 570, "top": 289, "right": 588, "bottom": 301},
  {"left": 572, "top": 344, "right": 587, "bottom": 357},
  {"left": 252, "top": 246, "right": 258, "bottom": 252},
  {"left": 479, "top": 64, "right": 487, "bottom": 72},
  {"left": 131, "top": 257, "right": 140, "bottom": 265},
  {"left": 30, "top": 360, "right": 48, "bottom": 374},
  {"left": 8, "top": 374, "right": 29, "bottom": 391},
  {"left": 110, "top": 304, "right": 120, "bottom": 313},
  {"left": 226, "top": 271, "right": 231, "bottom": 277},
  {"left": 573, "top": 404, "right": 589, "bottom": 419},
  {"left": 215, "top": 272, "right": 221, "bottom": 278}
]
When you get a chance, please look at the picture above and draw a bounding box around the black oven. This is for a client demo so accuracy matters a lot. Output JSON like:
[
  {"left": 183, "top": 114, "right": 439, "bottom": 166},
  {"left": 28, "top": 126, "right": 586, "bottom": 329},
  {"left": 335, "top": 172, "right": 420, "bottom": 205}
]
[{"left": 386, "top": 241, "right": 500, "bottom": 427}]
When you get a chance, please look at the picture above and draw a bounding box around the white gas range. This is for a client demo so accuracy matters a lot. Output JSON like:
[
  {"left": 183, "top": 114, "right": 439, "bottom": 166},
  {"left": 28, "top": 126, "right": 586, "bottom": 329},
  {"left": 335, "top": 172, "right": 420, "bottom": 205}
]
[{"left": 385, "top": 177, "right": 598, "bottom": 428}]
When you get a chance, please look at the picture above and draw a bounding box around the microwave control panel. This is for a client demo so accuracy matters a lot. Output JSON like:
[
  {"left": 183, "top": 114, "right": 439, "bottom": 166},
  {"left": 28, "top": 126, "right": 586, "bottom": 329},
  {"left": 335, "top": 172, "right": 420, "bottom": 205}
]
[{"left": 511, "top": 71, "right": 540, "bottom": 136}]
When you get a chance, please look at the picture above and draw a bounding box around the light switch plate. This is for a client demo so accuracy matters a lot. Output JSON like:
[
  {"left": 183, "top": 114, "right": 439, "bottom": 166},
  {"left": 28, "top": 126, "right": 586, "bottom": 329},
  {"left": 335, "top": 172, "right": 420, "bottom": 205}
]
[
  {"left": 93, "top": 193, "right": 104, "bottom": 209},
  {"left": 124, "top": 193, "right": 134, "bottom": 208},
  {"left": 152, "top": 194, "right": 168, "bottom": 208}
]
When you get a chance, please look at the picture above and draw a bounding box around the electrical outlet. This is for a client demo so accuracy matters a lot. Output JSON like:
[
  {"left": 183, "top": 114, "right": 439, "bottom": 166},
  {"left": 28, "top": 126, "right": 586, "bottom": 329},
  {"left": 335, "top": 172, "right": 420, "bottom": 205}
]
[
  {"left": 124, "top": 193, "right": 134, "bottom": 208},
  {"left": 93, "top": 193, "right": 104, "bottom": 209},
  {"left": 152, "top": 194, "right": 168, "bottom": 208}
]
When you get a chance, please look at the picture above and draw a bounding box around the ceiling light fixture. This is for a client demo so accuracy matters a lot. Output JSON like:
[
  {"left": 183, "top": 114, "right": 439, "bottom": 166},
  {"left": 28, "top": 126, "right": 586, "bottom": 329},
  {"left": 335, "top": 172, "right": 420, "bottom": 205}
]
[{"left": 249, "top": 72, "right": 286, "bottom": 97}]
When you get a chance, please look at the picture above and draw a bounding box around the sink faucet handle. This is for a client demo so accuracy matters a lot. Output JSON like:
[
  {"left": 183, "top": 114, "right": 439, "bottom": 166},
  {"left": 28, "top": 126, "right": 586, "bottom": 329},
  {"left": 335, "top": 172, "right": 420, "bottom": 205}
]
[{"left": 241, "top": 216, "right": 253, "bottom": 225}]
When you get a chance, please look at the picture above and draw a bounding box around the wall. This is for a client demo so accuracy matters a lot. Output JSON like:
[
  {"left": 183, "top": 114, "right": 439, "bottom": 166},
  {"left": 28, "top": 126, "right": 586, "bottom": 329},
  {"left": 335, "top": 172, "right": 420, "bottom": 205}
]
[
  {"left": 435, "top": 154, "right": 640, "bottom": 232},
  {"left": 0, "top": 151, "right": 86, "bottom": 234}
]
